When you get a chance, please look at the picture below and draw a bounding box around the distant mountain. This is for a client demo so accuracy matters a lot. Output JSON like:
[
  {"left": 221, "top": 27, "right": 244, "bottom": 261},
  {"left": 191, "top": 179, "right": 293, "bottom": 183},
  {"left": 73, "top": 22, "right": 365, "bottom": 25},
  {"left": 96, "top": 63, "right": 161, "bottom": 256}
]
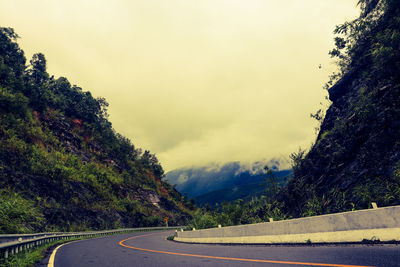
[
  {"left": 164, "top": 161, "right": 292, "bottom": 205},
  {"left": 194, "top": 178, "right": 289, "bottom": 206}
]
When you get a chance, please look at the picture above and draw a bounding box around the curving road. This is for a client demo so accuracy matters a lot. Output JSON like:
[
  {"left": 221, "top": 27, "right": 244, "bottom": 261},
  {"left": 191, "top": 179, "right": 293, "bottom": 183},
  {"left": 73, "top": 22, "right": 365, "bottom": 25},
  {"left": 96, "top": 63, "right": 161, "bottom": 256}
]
[{"left": 40, "top": 230, "right": 400, "bottom": 267}]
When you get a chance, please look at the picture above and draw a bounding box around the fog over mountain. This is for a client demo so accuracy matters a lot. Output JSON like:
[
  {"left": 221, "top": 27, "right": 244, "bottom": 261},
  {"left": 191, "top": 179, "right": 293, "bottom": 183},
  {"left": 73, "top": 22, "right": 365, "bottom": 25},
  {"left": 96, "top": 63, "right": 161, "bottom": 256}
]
[{"left": 164, "top": 159, "right": 292, "bottom": 199}]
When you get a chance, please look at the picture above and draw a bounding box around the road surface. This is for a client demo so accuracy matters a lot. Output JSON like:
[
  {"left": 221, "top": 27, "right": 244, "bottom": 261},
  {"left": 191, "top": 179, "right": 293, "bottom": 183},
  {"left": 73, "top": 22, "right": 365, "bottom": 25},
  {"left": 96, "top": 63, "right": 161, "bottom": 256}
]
[{"left": 42, "top": 230, "right": 400, "bottom": 267}]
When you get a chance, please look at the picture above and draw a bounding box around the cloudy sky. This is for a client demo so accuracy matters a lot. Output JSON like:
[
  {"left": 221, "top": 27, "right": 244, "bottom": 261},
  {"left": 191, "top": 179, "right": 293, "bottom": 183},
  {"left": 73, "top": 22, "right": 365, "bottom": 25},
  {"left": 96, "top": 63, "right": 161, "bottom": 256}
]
[{"left": 0, "top": 0, "right": 359, "bottom": 171}]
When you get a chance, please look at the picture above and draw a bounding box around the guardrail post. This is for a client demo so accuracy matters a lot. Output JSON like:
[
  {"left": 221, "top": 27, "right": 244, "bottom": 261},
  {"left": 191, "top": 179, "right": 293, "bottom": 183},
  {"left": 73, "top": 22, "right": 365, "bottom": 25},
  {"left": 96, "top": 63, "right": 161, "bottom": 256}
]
[{"left": 4, "top": 248, "right": 8, "bottom": 259}]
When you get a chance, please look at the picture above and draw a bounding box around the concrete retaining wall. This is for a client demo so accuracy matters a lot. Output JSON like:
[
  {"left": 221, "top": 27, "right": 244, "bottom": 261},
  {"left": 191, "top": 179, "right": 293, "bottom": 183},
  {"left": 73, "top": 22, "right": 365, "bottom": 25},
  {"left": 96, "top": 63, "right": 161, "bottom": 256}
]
[{"left": 175, "top": 206, "right": 400, "bottom": 244}]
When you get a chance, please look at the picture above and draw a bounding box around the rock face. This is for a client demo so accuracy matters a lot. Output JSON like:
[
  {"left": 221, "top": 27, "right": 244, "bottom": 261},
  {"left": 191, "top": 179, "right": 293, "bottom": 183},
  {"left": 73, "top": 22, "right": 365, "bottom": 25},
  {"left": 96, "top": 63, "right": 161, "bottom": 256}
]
[
  {"left": 282, "top": 60, "right": 400, "bottom": 216},
  {"left": 281, "top": 76, "right": 400, "bottom": 216},
  {"left": 319, "top": 80, "right": 398, "bottom": 188}
]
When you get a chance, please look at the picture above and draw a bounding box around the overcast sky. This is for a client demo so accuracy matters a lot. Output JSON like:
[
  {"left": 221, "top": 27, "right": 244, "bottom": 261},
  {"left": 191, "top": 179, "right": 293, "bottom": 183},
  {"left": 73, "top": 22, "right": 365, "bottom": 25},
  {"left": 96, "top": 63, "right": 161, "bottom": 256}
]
[{"left": 0, "top": 0, "right": 359, "bottom": 171}]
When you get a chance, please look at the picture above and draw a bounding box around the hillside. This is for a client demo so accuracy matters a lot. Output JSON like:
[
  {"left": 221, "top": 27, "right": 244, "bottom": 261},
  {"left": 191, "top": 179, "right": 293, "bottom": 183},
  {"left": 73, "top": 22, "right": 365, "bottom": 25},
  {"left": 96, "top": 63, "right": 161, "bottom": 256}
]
[
  {"left": 0, "top": 27, "right": 194, "bottom": 233},
  {"left": 279, "top": 0, "right": 400, "bottom": 217},
  {"left": 194, "top": 178, "right": 287, "bottom": 206}
]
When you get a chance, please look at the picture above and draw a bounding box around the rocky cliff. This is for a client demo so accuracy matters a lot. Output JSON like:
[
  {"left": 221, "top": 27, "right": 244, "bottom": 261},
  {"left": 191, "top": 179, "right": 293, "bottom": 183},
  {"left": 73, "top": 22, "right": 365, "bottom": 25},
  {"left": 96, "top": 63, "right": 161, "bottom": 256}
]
[{"left": 280, "top": 0, "right": 400, "bottom": 217}]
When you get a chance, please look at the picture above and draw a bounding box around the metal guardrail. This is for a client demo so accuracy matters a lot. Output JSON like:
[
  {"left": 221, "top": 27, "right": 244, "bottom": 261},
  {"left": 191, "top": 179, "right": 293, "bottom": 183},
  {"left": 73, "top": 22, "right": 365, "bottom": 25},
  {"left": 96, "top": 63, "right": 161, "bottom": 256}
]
[
  {"left": 0, "top": 232, "right": 66, "bottom": 244},
  {"left": 0, "top": 226, "right": 183, "bottom": 260}
]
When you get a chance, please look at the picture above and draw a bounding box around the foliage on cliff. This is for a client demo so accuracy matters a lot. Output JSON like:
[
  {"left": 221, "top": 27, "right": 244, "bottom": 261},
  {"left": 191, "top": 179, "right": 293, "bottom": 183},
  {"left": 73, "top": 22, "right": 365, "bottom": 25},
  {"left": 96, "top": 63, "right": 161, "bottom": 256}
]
[
  {"left": 279, "top": 0, "right": 400, "bottom": 217},
  {"left": 0, "top": 27, "right": 193, "bottom": 233}
]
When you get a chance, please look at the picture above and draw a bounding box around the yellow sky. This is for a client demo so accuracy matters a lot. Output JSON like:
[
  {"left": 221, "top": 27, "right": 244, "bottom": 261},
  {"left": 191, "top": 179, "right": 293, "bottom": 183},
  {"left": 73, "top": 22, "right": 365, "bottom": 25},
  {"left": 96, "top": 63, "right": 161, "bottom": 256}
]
[{"left": 0, "top": 0, "right": 360, "bottom": 171}]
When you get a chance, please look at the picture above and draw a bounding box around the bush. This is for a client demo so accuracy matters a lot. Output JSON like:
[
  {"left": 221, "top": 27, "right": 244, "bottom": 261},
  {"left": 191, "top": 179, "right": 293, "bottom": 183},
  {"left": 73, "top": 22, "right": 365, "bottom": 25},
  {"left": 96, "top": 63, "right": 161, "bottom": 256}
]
[{"left": 0, "top": 189, "right": 44, "bottom": 233}]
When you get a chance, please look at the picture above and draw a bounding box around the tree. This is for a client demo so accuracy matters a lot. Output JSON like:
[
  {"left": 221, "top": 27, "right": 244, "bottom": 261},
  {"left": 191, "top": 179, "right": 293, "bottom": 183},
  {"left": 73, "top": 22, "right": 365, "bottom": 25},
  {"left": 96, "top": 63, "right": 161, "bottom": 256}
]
[
  {"left": 0, "top": 27, "right": 26, "bottom": 91},
  {"left": 263, "top": 166, "right": 279, "bottom": 199},
  {"left": 141, "top": 150, "right": 164, "bottom": 178},
  {"left": 29, "top": 53, "right": 48, "bottom": 85}
]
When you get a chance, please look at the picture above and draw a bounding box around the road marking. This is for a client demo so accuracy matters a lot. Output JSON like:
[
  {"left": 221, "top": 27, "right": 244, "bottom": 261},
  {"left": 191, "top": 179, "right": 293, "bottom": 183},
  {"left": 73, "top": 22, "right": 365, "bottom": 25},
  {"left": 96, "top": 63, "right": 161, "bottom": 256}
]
[
  {"left": 47, "top": 242, "right": 70, "bottom": 267},
  {"left": 47, "top": 239, "right": 88, "bottom": 267},
  {"left": 119, "top": 233, "right": 374, "bottom": 267}
]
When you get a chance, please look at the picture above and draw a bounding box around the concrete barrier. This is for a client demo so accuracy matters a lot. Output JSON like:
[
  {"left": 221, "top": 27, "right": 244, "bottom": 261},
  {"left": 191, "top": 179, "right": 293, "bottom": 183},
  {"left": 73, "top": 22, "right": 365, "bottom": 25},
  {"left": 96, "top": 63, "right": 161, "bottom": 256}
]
[{"left": 175, "top": 205, "right": 400, "bottom": 244}]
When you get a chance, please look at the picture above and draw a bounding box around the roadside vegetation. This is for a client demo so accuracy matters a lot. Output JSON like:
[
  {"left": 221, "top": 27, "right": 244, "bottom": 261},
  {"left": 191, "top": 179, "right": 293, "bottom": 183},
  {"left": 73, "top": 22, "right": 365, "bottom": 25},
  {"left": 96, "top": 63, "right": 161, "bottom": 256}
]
[{"left": 0, "top": 26, "right": 194, "bottom": 233}]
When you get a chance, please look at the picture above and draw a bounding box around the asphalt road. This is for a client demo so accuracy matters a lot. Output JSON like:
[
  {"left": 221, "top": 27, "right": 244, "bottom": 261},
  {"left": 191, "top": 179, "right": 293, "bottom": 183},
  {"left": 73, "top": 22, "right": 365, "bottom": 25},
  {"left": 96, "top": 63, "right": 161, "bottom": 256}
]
[{"left": 42, "top": 230, "right": 400, "bottom": 267}]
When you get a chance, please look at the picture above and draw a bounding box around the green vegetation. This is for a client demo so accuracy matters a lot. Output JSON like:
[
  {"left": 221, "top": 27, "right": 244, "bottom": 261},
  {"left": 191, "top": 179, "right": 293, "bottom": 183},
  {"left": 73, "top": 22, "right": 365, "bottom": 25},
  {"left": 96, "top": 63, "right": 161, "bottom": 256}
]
[
  {"left": 189, "top": 198, "right": 287, "bottom": 229},
  {"left": 0, "top": 27, "right": 193, "bottom": 233},
  {"left": 0, "top": 189, "right": 43, "bottom": 233}
]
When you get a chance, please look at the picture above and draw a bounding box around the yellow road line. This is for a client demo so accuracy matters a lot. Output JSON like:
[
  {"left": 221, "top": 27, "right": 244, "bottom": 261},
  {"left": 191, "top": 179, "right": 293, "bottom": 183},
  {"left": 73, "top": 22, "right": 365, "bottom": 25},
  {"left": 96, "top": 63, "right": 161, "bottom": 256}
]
[
  {"left": 47, "top": 239, "right": 93, "bottom": 267},
  {"left": 118, "top": 233, "right": 374, "bottom": 267},
  {"left": 47, "top": 241, "right": 75, "bottom": 267}
]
